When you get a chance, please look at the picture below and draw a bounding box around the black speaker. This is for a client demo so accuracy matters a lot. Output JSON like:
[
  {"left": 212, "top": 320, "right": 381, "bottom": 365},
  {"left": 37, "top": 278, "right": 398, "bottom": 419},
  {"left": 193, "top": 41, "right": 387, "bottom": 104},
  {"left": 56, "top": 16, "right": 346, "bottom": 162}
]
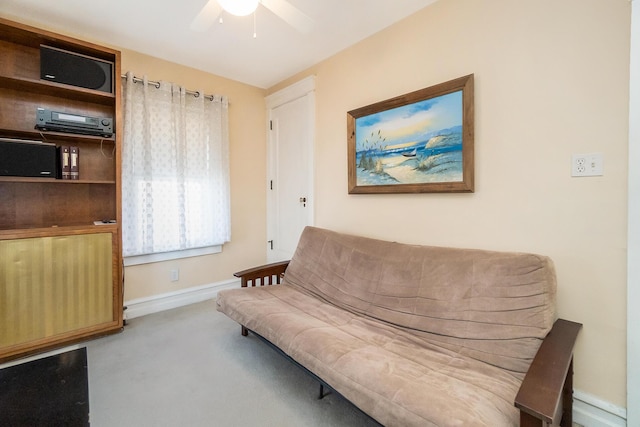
[
  {"left": 40, "top": 45, "right": 113, "bottom": 94},
  {"left": 0, "top": 139, "right": 58, "bottom": 178}
]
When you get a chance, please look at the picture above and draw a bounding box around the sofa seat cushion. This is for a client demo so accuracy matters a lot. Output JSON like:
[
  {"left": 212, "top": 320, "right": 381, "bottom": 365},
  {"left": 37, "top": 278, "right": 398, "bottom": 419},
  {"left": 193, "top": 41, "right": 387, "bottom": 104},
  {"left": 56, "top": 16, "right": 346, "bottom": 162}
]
[{"left": 217, "top": 284, "right": 523, "bottom": 427}]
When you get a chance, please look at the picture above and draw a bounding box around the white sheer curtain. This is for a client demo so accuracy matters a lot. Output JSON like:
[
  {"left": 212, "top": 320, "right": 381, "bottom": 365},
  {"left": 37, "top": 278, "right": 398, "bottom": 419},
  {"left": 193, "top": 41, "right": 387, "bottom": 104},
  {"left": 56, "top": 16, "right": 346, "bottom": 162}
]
[{"left": 121, "top": 72, "right": 230, "bottom": 257}]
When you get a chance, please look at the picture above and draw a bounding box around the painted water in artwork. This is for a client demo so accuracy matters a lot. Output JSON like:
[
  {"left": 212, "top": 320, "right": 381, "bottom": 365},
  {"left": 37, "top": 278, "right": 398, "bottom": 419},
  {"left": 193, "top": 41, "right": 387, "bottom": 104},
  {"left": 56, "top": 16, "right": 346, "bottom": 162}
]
[{"left": 355, "top": 90, "right": 463, "bottom": 186}]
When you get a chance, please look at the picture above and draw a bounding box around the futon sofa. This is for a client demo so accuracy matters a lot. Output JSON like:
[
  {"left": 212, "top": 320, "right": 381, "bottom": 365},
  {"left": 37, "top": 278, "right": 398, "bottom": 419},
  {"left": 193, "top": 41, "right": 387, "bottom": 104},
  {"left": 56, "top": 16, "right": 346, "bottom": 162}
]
[{"left": 216, "top": 226, "right": 581, "bottom": 426}]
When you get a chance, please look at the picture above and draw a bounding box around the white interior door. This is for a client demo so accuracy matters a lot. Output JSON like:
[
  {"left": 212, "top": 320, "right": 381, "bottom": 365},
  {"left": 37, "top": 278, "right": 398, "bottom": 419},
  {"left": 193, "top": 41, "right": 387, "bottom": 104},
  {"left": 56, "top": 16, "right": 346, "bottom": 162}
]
[{"left": 266, "top": 77, "right": 315, "bottom": 262}]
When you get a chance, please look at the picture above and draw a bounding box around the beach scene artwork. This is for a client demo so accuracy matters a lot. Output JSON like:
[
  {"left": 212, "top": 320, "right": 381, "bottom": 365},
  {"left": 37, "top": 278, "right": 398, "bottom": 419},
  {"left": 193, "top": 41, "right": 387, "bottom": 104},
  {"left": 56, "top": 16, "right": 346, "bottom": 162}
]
[{"left": 354, "top": 90, "right": 463, "bottom": 187}]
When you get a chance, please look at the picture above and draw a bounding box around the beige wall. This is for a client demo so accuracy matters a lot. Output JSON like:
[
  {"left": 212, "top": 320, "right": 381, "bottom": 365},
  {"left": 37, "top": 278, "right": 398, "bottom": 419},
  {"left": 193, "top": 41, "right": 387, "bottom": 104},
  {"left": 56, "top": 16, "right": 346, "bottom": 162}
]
[
  {"left": 270, "top": 0, "right": 631, "bottom": 408},
  {"left": 120, "top": 50, "right": 268, "bottom": 301}
]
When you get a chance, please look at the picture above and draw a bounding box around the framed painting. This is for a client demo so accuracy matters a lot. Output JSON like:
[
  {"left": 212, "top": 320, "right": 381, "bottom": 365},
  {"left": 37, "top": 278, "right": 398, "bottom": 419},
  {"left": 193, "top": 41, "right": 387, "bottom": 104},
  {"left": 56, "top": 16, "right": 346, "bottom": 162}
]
[{"left": 347, "top": 74, "right": 474, "bottom": 194}]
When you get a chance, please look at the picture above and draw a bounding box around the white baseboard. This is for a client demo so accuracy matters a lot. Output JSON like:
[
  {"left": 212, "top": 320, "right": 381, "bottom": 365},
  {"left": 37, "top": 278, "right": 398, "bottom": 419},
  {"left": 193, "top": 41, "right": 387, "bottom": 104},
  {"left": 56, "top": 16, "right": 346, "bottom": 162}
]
[
  {"left": 574, "top": 390, "right": 627, "bottom": 427},
  {"left": 124, "top": 278, "right": 240, "bottom": 320}
]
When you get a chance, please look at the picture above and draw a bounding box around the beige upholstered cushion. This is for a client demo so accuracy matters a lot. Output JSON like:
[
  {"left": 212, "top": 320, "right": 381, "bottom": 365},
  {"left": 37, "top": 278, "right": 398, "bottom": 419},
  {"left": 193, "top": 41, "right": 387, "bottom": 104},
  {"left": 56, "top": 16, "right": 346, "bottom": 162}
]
[
  {"left": 284, "top": 227, "right": 557, "bottom": 375},
  {"left": 217, "top": 227, "right": 557, "bottom": 426}
]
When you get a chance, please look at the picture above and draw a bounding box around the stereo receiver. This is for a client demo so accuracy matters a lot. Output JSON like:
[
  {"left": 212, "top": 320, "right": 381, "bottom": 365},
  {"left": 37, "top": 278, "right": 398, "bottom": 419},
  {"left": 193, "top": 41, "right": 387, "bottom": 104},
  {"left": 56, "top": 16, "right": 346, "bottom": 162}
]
[{"left": 35, "top": 108, "right": 113, "bottom": 137}]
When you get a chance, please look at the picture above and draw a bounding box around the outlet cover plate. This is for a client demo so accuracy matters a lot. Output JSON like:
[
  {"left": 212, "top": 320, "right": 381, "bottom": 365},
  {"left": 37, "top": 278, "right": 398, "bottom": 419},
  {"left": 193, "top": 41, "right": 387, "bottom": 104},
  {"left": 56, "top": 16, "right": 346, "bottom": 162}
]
[{"left": 572, "top": 153, "right": 603, "bottom": 177}]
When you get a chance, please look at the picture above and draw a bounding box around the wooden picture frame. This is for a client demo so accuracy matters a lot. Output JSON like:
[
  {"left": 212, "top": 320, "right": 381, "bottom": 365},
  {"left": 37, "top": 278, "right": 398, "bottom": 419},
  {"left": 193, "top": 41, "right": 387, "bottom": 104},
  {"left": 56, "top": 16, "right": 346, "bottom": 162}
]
[{"left": 347, "top": 74, "right": 474, "bottom": 194}]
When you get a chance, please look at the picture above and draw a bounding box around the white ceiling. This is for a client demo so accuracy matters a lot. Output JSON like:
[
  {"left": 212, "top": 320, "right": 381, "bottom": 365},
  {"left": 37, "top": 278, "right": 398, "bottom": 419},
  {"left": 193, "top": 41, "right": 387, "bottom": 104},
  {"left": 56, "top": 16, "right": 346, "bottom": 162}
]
[{"left": 0, "top": 0, "right": 438, "bottom": 89}]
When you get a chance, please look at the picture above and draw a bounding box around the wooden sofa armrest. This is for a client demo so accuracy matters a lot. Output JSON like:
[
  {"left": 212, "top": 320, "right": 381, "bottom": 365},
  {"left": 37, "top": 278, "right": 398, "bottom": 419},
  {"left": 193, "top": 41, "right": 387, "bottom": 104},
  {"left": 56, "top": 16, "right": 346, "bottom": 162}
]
[
  {"left": 233, "top": 261, "right": 290, "bottom": 337},
  {"left": 515, "top": 319, "right": 582, "bottom": 427},
  {"left": 233, "top": 260, "right": 290, "bottom": 287}
]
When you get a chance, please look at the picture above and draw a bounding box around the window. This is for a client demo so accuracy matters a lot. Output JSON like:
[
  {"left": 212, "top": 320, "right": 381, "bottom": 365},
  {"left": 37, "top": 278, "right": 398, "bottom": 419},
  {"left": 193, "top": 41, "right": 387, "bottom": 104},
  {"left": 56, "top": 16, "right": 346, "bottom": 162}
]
[{"left": 121, "top": 73, "right": 230, "bottom": 257}]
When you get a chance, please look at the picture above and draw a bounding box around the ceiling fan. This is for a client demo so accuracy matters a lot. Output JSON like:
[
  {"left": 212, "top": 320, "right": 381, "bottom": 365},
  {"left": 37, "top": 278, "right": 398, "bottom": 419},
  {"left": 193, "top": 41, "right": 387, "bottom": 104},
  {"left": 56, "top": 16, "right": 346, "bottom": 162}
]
[{"left": 191, "top": 0, "right": 314, "bottom": 34}]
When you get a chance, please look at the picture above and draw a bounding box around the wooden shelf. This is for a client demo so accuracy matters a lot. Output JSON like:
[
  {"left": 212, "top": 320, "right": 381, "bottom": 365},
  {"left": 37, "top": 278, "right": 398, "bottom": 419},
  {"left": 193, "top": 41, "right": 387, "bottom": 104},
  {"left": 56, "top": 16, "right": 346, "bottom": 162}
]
[
  {"left": 0, "top": 74, "right": 115, "bottom": 105},
  {"left": 0, "top": 223, "right": 118, "bottom": 238},
  {"left": 0, "top": 176, "right": 116, "bottom": 184},
  {"left": 0, "top": 17, "right": 116, "bottom": 60},
  {"left": 0, "top": 17, "right": 123, "bottom": 362},
  {"left": 0, "top": 125, "right": 115, "bottom": 144},
  {"left": 39, "top": 130, "right": 115, "bottom": 144}
]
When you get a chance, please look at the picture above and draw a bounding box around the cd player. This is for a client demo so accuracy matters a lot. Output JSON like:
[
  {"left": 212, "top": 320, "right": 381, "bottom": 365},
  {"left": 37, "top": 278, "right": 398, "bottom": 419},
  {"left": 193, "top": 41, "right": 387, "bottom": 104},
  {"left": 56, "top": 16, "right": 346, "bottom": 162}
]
[{"left": 35, "top": 108, "right": 113, "bottom": 137}]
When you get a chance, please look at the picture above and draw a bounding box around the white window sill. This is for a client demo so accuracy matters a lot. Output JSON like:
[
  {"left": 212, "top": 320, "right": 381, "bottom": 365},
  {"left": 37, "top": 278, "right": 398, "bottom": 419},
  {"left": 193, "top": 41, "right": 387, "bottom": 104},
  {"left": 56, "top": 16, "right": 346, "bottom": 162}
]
[{"left": 124, "top": 245, "right": 222, "bottom": 266}]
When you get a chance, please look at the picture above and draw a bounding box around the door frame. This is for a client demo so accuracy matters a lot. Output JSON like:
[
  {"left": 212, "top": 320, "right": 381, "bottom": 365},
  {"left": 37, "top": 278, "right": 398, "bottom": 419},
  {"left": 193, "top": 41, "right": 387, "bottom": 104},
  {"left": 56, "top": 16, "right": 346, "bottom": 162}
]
[
  {"left": 265, "top": 76, "right": 316, "bottom": 261},
  {"left": 628, "top": 1, "right": 639, "bottom": 424}
]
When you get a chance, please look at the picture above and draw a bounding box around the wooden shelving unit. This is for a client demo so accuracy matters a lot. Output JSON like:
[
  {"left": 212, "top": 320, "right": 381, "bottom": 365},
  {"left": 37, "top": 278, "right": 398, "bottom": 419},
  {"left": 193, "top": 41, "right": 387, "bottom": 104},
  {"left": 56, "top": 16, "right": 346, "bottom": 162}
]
[{"left": 0, "top": 17, "right": 123, "bottom": 362}]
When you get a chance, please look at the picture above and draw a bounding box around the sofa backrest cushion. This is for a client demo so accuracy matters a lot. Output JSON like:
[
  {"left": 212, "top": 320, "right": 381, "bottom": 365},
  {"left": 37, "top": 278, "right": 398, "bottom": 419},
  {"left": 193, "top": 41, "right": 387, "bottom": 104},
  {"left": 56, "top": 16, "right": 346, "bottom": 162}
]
[{"left": 283, "top": 227, "right": 557, "bottom": 375}]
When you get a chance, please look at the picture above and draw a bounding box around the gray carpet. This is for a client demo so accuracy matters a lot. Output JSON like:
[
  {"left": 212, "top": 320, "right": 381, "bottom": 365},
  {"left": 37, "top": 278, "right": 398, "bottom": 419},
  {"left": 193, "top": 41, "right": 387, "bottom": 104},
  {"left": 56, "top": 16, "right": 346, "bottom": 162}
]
[{"left": 87, "top": 299, "right": 378, "bottom": 426}]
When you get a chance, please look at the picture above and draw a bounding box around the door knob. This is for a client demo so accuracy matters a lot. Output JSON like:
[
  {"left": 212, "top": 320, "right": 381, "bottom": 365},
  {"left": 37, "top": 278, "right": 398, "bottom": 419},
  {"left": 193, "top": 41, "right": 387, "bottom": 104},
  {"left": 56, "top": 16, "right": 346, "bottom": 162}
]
[{"left": 299, "top": 197, "right": 307, "bottom": 207}]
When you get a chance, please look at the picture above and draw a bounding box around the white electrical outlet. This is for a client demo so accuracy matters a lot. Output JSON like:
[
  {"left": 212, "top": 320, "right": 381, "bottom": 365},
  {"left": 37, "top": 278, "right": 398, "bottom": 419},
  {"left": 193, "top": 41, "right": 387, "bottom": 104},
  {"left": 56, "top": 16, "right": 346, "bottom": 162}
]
[
  {"left": 572, "top": 153, "right": 603, "bottom": 177},
  {"left": 170, "top": 269, "right": 179, "bottom": 282}
]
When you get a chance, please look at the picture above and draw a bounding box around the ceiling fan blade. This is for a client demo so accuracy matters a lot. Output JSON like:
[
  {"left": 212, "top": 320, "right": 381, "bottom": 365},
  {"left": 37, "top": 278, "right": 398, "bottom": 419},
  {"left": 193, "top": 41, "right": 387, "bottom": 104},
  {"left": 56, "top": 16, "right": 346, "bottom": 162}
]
[
  {"left": 190, "top": 0, "right": 223, "bottom": 32},
  {"left": 260, "top": 0, "right": 314, "bottom": 33}
]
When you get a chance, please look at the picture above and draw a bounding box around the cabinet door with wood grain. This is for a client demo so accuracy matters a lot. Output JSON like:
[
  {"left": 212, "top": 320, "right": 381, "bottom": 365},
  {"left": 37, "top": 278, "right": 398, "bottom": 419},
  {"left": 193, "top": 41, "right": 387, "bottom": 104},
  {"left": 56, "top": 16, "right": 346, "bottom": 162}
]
[{"left": 0, "top": 232, "right": 113, "bottom": 353}]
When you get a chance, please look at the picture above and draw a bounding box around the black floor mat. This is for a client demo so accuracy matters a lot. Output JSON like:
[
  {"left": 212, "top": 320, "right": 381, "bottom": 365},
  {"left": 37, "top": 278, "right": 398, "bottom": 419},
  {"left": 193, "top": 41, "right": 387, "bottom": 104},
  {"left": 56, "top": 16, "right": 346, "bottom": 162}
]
[{"left": 0, "top": 347, "right": 89, "bottom": 426}]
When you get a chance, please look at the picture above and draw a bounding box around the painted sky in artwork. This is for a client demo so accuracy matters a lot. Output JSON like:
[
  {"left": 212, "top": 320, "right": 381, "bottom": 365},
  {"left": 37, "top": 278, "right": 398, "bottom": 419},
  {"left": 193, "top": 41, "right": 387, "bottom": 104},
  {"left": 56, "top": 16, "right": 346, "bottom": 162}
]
[{"left": 355, "top": 90, "right": 462, "bottom": 152}]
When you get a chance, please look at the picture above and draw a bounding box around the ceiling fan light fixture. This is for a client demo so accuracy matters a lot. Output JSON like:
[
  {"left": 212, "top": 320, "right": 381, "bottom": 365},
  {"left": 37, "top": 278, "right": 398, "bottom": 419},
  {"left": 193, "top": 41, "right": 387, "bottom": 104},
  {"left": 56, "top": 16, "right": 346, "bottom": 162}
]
[{"left": 217, "top": 0, "right": 259, "bottom": 17}]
